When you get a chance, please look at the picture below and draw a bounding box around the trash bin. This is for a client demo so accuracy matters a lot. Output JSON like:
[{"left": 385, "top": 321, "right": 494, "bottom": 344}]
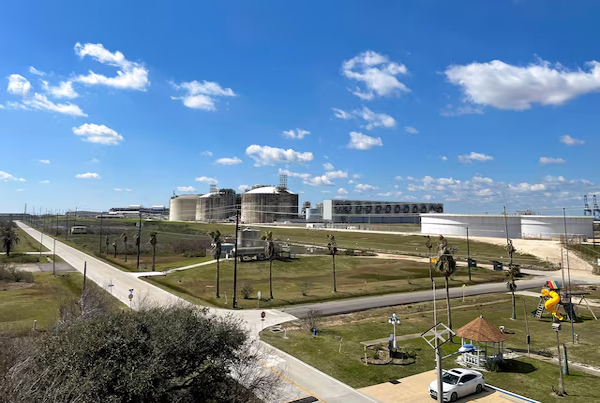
[{"left": 491, "top": 261, "right": 503, "bottom": 271}]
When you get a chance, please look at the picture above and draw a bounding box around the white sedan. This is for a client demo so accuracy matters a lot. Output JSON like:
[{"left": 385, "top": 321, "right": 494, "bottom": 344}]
[{"left": 428, "top": 368, "right": 485, "bottom": 402}]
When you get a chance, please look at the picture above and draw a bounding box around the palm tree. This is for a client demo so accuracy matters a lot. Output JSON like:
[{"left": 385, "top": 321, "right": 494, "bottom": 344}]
[
  {"left": 435, "top": 235, "right": 457, "bottom": 331},
  {"left": 262, "top": 231, "right": 275, "bottom": 300},
  {"left": 105, "top": 236, "right": 109, "bottom": 256},
  {"left": 149, "top": 232, "right": 158, "bottom": 272},
  {"left": 327, "top": 234, "right": 338, "bottom": 292},
  {"left": 112, "top": 239, "right": 118, "bottom": 258},
  {"left": 506, "top": 239, "right": 517, "bottom": 320},
  {"left": 209, "top": 230, "right": 222, "bottom": 298},
  {"left": 1, "top": 222, "right": 20, "bottom": 257},
  {"left": 121, "top": 232, "right": 128, "bottom": 262}
]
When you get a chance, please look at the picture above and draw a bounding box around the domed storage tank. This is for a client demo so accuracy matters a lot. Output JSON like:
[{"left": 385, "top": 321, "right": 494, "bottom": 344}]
[
  {"left": 241, "top": 186, "right": 299, "bottom": 223},
  {"left": 196, "top": 189, "right": 237, "bottom": 222},
  {"left": 169, "top": 195, "right": 199, "bottom": 221}
]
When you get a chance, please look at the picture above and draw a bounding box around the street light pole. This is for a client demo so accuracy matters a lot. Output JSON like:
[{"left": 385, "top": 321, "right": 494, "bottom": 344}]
[
  {"left": 466, "top": 226, "right": 471, "bottom": 282},
  {"left": 554, "top": 322, "right": 566, "bottom": 396},
  {"left": 233, "top": 207, "right": 240, "bottom": 309},
  {"left": 563, "top": 208, "right": 574, "bottom": 344},
  {"left": 99, "top": 214, "right": 104, "bottom": 254},
  {"left": 136, "top": 211, "right": 142, "bottom": 271}
]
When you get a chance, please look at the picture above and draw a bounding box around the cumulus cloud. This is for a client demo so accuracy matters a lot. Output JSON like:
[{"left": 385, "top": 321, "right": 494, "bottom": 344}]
[
  {"left": 304, "top": 175, "right": 334, "bottom": 186},
  {"left": 560, "top": 135, "right": 584, "bottom": 146},
  {"left": 458, "top": 152, "right": 493, "bottom": 163},
  {"left": 0, "top": 171, "right": 25, "bottom": 182},
  {"left": 238, "top": 184, "right": 250, "bottom": 192},
  {"left": 29, "top": 66, "right": 45, "bottom": 76},
  {"left": 440, "top": 103, "right": 484, "bottom": 117},
  {"left": 405, "top": 126, "right": 418, "bottom": 134},
  {"left": 354, "top": 183, "right": 379, "bottom": 192},
  {"left": 195, "top": 176, "right": 218, "bottom": 184},
  {"left": 282, "top": 128, "right": 310, "bottom": 139},
  {"left": 171, "top": 80, "right": 235, "bottom": 111},
  {"left": 177, "top": 186, "right": 196, "bottom": 192},
  {"left": 325, "top": 170, "right": 348, "bottom": 179},
  {"left": 348, "top": 131, "right": 383, "bottom": 150},
  {"left": 246, "top": 145, "right": 314, "bottom": 166},
  {"left": 323, "top": 162, "right": 335, "bottom": 171},
  {"left": 337, "top": 188, "right": 348, "bottom": 195},
  {"left": 75, "top": 172, "right": 101, "bottom": 179},
  {"left": 200, "top": 151, "right": 213, "bottom": 156},
  {"left": 22, "top": 93, "right": 86, "bottom": 116},
  {"left": 39, "top": 159, "right": 50, "bottom": 164},
  {"left": 40, "top": 180, "right": 50, "bottom": 184},
  {"left": 539, "top": 157, "right": 566, "bottom": 165},
  {"left": 279, "top": 169, "right": 339, "bottom": 187},
  {"left": 342, "top": 50, "right": 410, "bottom": 100},
  {"left": 113, "top": 188, "right": 132, "bottom": 192},
  {"left": 73, "top": 123, "right": 123, "bottom": 145},
  {"left": 440, "top": 156, "right": 448, "bottom": 161},
  {"left": 215, "top": 157, "right": 242, "bottom": 165},
  {"left": 355, "top": 107, "right": 395, "bottom": 130},
  {"left": 74, "top": 42, "right": 149, "bottom": 90},
  {"left": 41, "top": 80, "right": 78, "bottom": 99},
  {"left": 332, "top": 108, "right": 352, "bottom": 119},
  {"left": 445, "top": 58, "right": 600, "bottom": 110},
  {"left": 378, "top": 191, "right": 403, "bottom": 197},
  {"left": 7, "top": 74, "right": 31, "bottom": 96}
]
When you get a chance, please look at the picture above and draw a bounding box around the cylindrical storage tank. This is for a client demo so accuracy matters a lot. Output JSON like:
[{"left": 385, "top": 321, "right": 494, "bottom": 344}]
[
  {"left": 420, "top": 213, "right": 521, "bottom": 238},
  {"left": 196, "top": 189, "right": 237, "bottom": 222},
  {"left": 237, "top": 228, "right": 262, "bottom": 247},
  {"left": 521, "top": 216, "right": 594, "bottom": 240},
  {"left": 169, "top": 195, "right": 199, "bottom": 221},
  {"left": 306, "top": 207, "right": 323, "bottom": 221},
  {"left": 241, "top": 186, "right": 299, "bottom": 223}
]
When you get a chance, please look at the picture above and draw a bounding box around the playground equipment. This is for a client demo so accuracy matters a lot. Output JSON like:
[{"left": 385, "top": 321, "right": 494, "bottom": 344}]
[
  {"left": 541, "top": 288, "right": 563, "bottom": 321},
  {"left": 533, "top": 281, "right": 598, "bottom": 321}
]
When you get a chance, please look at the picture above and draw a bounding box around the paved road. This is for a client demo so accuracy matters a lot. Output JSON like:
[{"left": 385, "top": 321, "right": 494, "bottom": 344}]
[{"left": 17, "top": 222, "right": 377, "bottom": 403}]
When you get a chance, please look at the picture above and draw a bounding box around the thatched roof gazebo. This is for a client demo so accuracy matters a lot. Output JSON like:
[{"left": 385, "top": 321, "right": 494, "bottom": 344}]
[{"left": 456, "top": 316, "right": 508, "bottom": 369}]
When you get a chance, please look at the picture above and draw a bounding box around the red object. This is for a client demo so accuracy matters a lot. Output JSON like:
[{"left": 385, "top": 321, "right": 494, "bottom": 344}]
[{"left": 261, "top": 311, "right": 266, "bottom": 319}]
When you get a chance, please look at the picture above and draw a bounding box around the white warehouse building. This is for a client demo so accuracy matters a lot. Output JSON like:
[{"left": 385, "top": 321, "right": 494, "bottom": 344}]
[{"left": 421, "top": 213, "right": 594, "bottom": 240}]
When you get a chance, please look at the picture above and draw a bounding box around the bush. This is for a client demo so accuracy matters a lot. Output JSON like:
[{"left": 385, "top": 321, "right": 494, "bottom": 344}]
[
  {"left": 0, "top": 253, "right": 40, "bottom": 264},
  {"left": 241, "top": 283, "right": 254, "bottom": 299},
  {"left": 344, "top": 248, "right": 355, "bottom": 256},
  {"left": 0, "top": 264, "right": 34, "bottom": 283},
  {"left": 302, "top": 309, "right": 323, "bottom": 333}
]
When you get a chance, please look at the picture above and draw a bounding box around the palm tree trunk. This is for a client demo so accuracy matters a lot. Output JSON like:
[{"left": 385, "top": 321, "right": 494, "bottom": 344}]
[
  {"left": 123, "top": 242, "right": 127, "bottom": 262},
  {"left": 152, "top": 245, "right": 156, "bottom": 272},
  {"left": 511, "top": 289, "right": 517, "bottom": 320},
  {"left": 215, "top": 258, "right": 220, "bottom": 298},
  {"left": 269, "top": 258, "right": 273, "bottom": 300},
  {"left": 332, "top": 254, "right": 337, "bottom": 292},
  {"left": 445, "top": 276, "right": 452, "bottom": 330},
  {"left": 113, "top": 246, "right": 117, "bottom": 258}
]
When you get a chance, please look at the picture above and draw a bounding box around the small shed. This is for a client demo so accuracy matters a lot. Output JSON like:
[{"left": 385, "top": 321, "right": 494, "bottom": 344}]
[{"left": 457, "top": 316, "right": 508, "bottom": 368}]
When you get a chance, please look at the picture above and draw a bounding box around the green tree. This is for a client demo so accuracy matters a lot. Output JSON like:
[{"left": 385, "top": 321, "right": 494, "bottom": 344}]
[
  {"left": 327, "top": 234, "right": 338, "bottom": 292},
  {"left": 262, "top": 231, "right": 275, "bottom": 300},
  {"left": 435, "top": 235, "right": 457, "bottom": 331},
  {"left": 506, "top": 239, "right": 518, "bottom": 320},
  {"left": 149, "top": 231, "right": 158, "bottom": 272},
  {"left": 1, "top": 305, "right": 280, "bottom": 402},
  {"left": 1, "top": 222, "right": 20, "bottom": 257},
  {"left": 209, "top": 230, "right": 222, "bottom": 298},
  {"left": 121, "top": 232, "right": 128, "bottom": 262}
]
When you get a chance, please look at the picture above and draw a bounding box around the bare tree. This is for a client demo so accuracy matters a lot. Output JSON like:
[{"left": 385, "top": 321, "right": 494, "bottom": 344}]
[{"left": 506, "top": 239, "right": 518, "bottom": 320}]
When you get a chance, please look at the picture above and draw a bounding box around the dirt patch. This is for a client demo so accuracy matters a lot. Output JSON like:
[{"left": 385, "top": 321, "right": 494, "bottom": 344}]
[{"left": 0, "top": 282, "right": 36, "bottom": 291}]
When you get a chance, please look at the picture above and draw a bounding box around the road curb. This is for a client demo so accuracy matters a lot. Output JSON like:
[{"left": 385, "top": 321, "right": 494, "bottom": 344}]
[{"left": 486, "top": 384, "right": 541, "bottom": 403}]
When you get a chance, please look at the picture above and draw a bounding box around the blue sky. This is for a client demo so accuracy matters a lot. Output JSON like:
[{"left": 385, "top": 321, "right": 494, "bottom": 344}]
[{"left": 1, "top": 0, "right": 599, "bottom": 215}]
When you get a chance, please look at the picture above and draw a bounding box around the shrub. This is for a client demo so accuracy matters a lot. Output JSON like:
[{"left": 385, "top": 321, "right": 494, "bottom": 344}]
[
  {"left": 241, "top": 283, "right": 254, "bottom": 299},
  {"left": 344, "top": 248, "right": 355, "bottom": 256},
  {"left": 0, "top": 264, "right": 34, "bottom": 283},
  {"left": 302, "top": 309, "right": 323, "bottom": 333}
]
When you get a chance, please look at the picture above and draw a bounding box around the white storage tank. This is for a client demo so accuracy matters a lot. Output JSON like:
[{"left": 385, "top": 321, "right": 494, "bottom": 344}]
[
  {"left": 421, "top": 213, "right": 521, "bottom": 238},
  {"left": 521, "top": 216, "right": 593, "bottom": 240},
  {"left": 241, "top": 185, "right": 299, "bottom": 223},
  {"left": 169, "top": 194, "right": 199, "bottom": 221},
  {"left": 196, "top": 188, "right": 237, "bottom": 222}
]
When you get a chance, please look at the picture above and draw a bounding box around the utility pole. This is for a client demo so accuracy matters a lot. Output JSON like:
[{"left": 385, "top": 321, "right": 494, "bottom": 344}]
[
  {"left": 503, "top": 206, "right": 510, "bottom": 263},
  {"left": 563, "top": 208, "right": 575, "bottom": 344},
  {"left": 554, "top": 322, "right": 566, "bottom": 396},
  {"left": 466, "top": 226, "right": 471, "bottom": 282},
  {"left": 233, "top": 207, "right": 240, "bottom": 309},
  {"left": 83, "top": 261, "right": 87, "bottom": 292},
  {"left": 65, "top": 209, "right": 69, "bottom": 241},
  {"left": 136, "top": 211, "right": 142, "bottom": 271},
  {"left": 99, "top": 213, "right": 104, "bottom": 254},
  {"left": 52, "top": 238, "right": 56, "bottom": 276},
  {"left": 55, "top": 212, "right": 59, "bottom": 236}
]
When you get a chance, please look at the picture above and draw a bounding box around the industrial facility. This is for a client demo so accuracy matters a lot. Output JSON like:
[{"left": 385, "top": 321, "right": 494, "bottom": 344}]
[
  {"left": 322, "top": 200, "right": 443, "bottom": 224},
  {"left": 169, "top": 194, "right": 199, "bottom": 221},
  {"left": 196, "top": 186, "right": 237, "bottom": 222},
  {"left": 240, "top": 178, "right": 299, "bottom": 224},
  {"left": 421, "top": 213, "right": 594, "bottom": 240}
]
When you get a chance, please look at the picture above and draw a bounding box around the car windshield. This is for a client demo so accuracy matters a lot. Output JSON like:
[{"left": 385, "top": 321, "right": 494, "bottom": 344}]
[{"left": 442, "top": 372, "right": 460, "bottom": 385}]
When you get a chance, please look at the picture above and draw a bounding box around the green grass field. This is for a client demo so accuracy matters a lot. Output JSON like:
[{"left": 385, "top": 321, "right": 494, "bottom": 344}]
[
  {"left": 3, "top": 227, "right": 50, "bottom": 253},
  {"left": 261, "top": 291, "right": 600, "bottom": 401},
  {"left": 147, "top": 255, "right": 507, "bottom": 309},
  {"left": 0, "top": 272, "right": 83, "bottom": 334}
]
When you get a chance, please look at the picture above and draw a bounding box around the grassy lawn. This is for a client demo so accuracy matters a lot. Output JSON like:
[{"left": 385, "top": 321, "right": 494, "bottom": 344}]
[
  {"left": 4, "top": 227, "right": 50, "bottom": 253},
  {"left": 261, "top": 291, "right": 600, "bottom": 398},
  {"left": 147, "top": 256, "right": 507, "bottom": 309},
  {"left": 0, "top": 272, "right": 83, "bottom": 334}
]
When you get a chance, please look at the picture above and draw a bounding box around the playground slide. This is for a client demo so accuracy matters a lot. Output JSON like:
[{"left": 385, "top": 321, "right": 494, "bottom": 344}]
[{"left": 541, "top": 289, "right": 564, "bottom": 321}]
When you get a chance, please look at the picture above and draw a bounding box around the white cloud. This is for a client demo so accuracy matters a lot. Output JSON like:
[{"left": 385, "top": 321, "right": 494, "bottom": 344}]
[
  {"left": 355, "top": 107, "right": 395, "bottom": 130},
  {"left": 282, "top": 128, "right": 310, "bottom": 139},
  {"left": 7, "top": 74, "right": 31, "bottom": 96},
  {"left": 560, "top": 135, "right": 584, "bottom": 146},
  {"left": 445, "top": 58, "right": 600, "bottom": 110},
  {"left": 246, "top": 145, "right": 314, "bottom": 166},
  {"left": 39, "top": 159, "right": 50, "bottom": 164},
  {"left": 41, "top": 80, "right": 78, "bottom": 99},
  {"left": 332, "top": 108, "right": 353, "bottom": 119},
  {"left": 200, "top": 151, "right": 213, "bottom": 156},
  {"left": 348, "top": 131, "right": 383, "bottom": 150},
  {"left": 337, "top": 188, "right": 348, "bottom": 195},
  {"left": 323, "top": 162, "right": 335, "bottom": 171},
  {"left": 342, "top": 50, "right": 410, "bottom": 100},
  {"left": 75, "top": 172, "right": 101, "bottom": 179},
  {"left": 354, "top": 183, "right": 379, "bottom": 192},
  {"left": 74, "top": 42, "right": 149, "bottom": 90},
  {"left": 22, "top": 93, "right": 86, "bottom": 116},
  {"left": 508, "top": 182, "right": 547, "bottom": 193},
  {"left": 440, "top": 103, "right": 484, "bottom": 117},
  {"left": 238, "top": 184, "right": 250, "bottom": 192},
  {"left": 29, "top": 66, "right": 45, "bottom": 76},
  {"left": 195, "top": 176, "right": 218, "bottom": 184},
  {"left": 539, "top": 157, "right": 566, "bottom": 165},
  {"left": 177, "top": 186, "right": 196, "bottom": 192},
  {"left": 405, "top": 126, "right": 418, "bottom": 134},
  {"left": 458, "top": 152, "right": 494, "bottom": 163},
  {"left": 440, "top": 156, "right": 448, "bottom": 161},
  {"left": 0, "top": 171, "right": 25, "bottom": 182},
  {"left": 73, "top": 123, "right": 123, "bottom": 145},
  {"left": 171, "top": 80, "right": 236, "bottom": 111},
  {"left": 348, "top": 180, "right": 354, "bottom": 184},
  {"left": 305, "top": 175, "right": 334, "bottom": 186},
  {"left": 89, "top": 158, "right": 100, "bottom": 164},
  {"left": 395, "top": 176, "right": 403, "bottom": 180},
  {"left": 114, "top": 188, "right": 132, "bottom": 192},
  {"left": 325, "top": 170, "right": 348, "bottom": 179},
  {"left": 352, "top": 173, "right": 362, "bottom": 179},
  {"left": 40, "top": 180, "right": 50, "bottom": 184},
  {"left": 215, "top": 157, "right": 242, "bottom": 165},
  {"left": 378, "top": 191, "right": 403, "bottom": 197}
]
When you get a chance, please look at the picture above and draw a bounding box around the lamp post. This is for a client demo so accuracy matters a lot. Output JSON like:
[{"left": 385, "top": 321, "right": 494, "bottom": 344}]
[
  {"left": 136, "top": 211, "right": 142, "bottom": 271},
  {"left": 388, "top": 313, "right": 401, "bottom": 348},
  {"left": 233, "top": 207, "right": 240, "bottom": 309},
  {"left": 553, "top": 321, "right": 566, "bottom": 396},
  {"left": 466, "top": 226, "right": 471, "bottom": 282}
]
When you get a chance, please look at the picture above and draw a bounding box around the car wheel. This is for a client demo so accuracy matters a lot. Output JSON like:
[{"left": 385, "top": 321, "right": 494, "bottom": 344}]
[
  {"left": 450, "top": 392, "right": 458, "bottom": 402},
  {"left": 476, "top": 383, "right": 483, "bottom": 394}
]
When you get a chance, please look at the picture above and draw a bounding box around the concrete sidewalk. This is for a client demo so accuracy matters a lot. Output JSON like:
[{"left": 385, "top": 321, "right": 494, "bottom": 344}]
[{"left": 128, "top": 259, "right": 217, "bottom": 277}]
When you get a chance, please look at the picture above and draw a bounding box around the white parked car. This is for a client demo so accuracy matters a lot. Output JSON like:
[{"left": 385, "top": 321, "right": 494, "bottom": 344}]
[{"left": 428, "top": 368, "right": 485, "bottom": 402}]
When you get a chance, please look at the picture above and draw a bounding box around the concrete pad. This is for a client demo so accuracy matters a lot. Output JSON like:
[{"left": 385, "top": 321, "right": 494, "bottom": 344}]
[
  {"left": 360, "top": 370, "right": 526, "bottom": 403},
  {"left": 14, "top": 262, "right": 75, "bottom": 273}
]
